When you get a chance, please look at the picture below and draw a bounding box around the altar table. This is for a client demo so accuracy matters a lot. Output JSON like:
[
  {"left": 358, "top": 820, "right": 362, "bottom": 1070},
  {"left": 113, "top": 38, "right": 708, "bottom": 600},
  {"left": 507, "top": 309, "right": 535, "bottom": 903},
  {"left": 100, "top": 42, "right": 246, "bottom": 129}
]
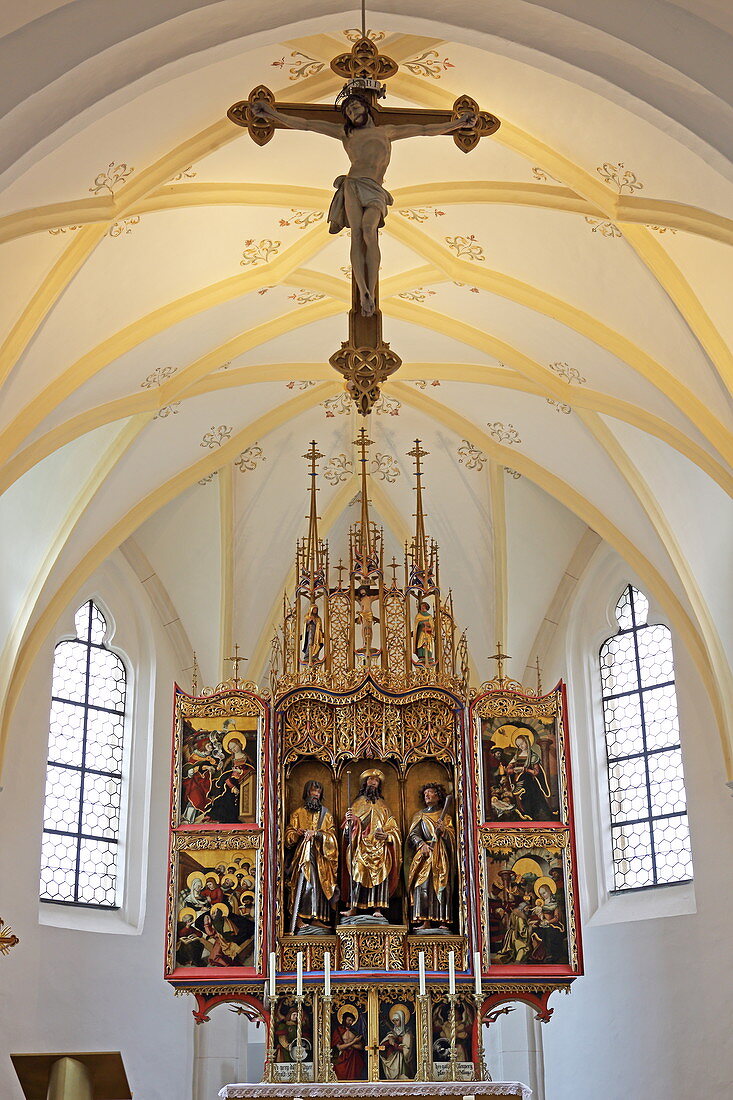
[{"left": 219, "top": 1083, "right": 531, "bottom": 1100}]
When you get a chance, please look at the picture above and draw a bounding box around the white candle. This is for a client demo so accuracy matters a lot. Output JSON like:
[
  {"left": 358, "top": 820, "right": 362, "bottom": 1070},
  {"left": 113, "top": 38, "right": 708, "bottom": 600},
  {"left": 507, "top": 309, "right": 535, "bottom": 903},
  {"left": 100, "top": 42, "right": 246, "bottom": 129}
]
[
  {"left": 448, "top": 949, "right": 456, "bottom": 995},
  {"left": 324, "top": 950, "right": 331, "bottom": 997},
  {"left": 474, "top": 951, "right": 482, "bottom": 996},
  {"left": 269, "top": 951, "right": 276, "bottom": 998},
  {"left": 418, "top": 951, "right": 426, "bottom": 996},
  {"left": 296, "top": 950, "right": 304, "bottom": 997}
]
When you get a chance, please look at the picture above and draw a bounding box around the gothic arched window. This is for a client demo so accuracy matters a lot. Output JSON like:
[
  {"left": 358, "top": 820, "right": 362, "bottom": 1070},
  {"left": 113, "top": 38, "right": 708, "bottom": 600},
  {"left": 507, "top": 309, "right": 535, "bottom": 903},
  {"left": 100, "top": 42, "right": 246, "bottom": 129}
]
[
  {"left": 599, "top": 585, "right": 693, "bottom": 892},
  {"left": 40, "top": 600, "right": 127, "bottom": 908}
]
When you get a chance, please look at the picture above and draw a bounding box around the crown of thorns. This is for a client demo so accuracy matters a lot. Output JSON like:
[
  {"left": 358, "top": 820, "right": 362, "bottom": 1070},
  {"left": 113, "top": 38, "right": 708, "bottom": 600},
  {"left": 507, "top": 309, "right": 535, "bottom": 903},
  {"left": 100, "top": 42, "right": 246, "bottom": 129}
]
[{"left": 335, "top": 90, "right": 373, "bottom": 116}]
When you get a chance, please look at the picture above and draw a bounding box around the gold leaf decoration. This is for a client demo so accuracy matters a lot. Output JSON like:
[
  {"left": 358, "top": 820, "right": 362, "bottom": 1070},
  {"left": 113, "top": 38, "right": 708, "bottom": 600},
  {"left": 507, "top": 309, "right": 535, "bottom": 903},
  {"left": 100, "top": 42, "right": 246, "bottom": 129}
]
[
  {"left": 271, "top": 51, "right": 325, "bottom": 81},
  {"left": 457, "top": 439, "right": 487, "bottom": 470},
  {"left": 288, "top": 289, "right": 326, "bottom": 304},
  {"left": 200, "top": 425, "right": 233, "bottom": 449},
  {"left": 240, "top": 239, "right": 281, "bottom": 266},
  {"left": 397, "top": 287, "right": 436, "bottom": 302},
  {"left": 108, "top": 215, "right": 140, "bottom": 237},
  {"left": 235, "top": 444, "right": 265, "bottom": 472},
  {"left": 89, "top": 161, "right": 134, "bottom": 196},
  {"left": 445, "top": 234, "right": 485, "bottom": 262},
  {"left": 0, "top": 917, "right": 19, "bottom": 956},
  {"left": 596, "top": 161, "right": 643, "bottom": 195},
  {"left": 403, "top": 50, "right": 455, "bottom": 79},
  {"left": 398, "top": 206, "right": 446, "bottom": 222},
  {"left": 278, "top": 209, "right": 324, "bottom": 229},
  {"left": 487, "top": 421, "right": 522, "bottom": 445},
  {"left": 585, "top": 216, "right": 622, "bottom": 238},
  {"left": 548, "top": 362, "right": 586, "bottom": 385}
]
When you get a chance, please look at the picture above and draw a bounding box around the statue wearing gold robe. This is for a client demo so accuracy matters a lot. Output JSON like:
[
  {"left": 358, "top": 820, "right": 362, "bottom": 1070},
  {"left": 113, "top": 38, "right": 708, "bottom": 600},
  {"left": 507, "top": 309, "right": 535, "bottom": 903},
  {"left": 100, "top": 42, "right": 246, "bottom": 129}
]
[
  {"left": 285, "top": 780, "right": 339, "bottom": 930},
  {"left": 406, "top": 783, "right": 455, "bottom": 929},
  {"left": 343, "top": 769, "right": 402, "bottom": 915},
  {"left": 413, "top": 601, "right": 436, "bottom": 665}
]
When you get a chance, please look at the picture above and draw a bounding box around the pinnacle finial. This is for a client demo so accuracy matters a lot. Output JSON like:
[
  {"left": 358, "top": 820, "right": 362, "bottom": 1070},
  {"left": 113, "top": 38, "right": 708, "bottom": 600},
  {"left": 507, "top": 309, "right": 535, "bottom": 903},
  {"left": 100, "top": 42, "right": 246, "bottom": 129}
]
[
  {"left": 408, "top": 439, "right": 430, "bottom": 577},
  {"left": 354, "top": 427, "right": 374, "bottom": 570}
]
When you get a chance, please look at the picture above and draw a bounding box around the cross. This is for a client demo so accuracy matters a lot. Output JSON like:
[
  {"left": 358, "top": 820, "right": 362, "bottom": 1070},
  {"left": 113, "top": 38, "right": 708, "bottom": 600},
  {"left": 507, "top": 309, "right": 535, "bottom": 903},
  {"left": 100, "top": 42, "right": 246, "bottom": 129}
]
[
  {"left": 228, "top": 36, "right": 500, "bottom": 414},
  {"left": 182, "top": 650, "right": 200, "bottom": 695},
  {"left": 226, "top": 642, "right": 247, "bottom": 687},
  {"left": 533, "top": 655, "right": 543, "bottom": 697},
  {"left": 488, "top": 641, "right": 511, "bottom": 683},
  {"left": 335, "top": 558, "right": 347, "bottom": 589},
  {"left": 388, "top": 556, "right": 399, "bottom": 588}
]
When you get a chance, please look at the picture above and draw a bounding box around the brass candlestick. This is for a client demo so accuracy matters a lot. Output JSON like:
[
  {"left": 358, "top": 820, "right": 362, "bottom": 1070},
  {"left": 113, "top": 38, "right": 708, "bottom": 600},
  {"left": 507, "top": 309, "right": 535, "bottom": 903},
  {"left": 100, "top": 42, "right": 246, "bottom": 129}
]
[
  {"left": 446, "top": 992, "right": 459, "bottom": 1081},
  {"left": 320, "top": 994, "right": 336, "bottom": 1082},
  {"left": 417, "top": 991, "right": 433, "bottom": 1081},
  {"left": 472, "top": 992, "right": 491, "bottom": 1082},
  {"left": 263, "top": 991, "right": 278, "bottom": 1083}
]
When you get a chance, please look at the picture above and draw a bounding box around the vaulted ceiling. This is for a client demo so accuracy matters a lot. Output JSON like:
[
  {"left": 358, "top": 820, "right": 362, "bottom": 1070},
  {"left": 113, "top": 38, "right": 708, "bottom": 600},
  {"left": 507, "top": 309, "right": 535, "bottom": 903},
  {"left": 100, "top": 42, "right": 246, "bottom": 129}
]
[{"left": 0, "top": 3, "right": 731, "bottom": 777}]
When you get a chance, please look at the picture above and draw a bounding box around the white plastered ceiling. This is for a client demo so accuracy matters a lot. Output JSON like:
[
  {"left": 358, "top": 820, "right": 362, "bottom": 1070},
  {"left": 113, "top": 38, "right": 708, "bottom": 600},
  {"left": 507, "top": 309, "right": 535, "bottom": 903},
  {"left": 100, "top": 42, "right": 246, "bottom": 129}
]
[{"left": 0, "top": 5, "right": 731, "bottom": 777}]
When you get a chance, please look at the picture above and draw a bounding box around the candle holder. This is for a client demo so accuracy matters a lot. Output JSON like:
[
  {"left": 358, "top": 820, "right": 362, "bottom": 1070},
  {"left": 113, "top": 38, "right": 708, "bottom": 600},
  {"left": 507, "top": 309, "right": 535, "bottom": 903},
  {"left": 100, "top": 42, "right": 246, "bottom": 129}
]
[
  {"left": 417, "top": 991, "right": 433, "bottom": 1082},
  {"left": 472, "top": 992, "right": 491, "bottom": 1082},
  {"left": 293, "top": 992, "right": 307, "bottom": 1084},
  {"left": 319, "top": 993, "right": 336, "bottom": 1082},
  {"left": 263, "top": 991, "right": 278, "bottom": 1083},
  {"left": 446, "top": 992, "right": 459, "bottom": 1082}
]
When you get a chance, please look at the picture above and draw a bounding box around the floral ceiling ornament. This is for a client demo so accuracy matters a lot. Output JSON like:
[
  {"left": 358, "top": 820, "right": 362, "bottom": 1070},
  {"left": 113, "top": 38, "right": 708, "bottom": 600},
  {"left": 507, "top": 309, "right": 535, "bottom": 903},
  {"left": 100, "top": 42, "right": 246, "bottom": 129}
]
[
  {"left": 340, "top": 265, "right": 353, "bottom": 279},
  {"left": 198, "top": 472, "right": 218, "bottom": 486},
  {"left": 403, "top": 50, "right": 455, "bottom": 79},
  {"left": 397, "top": 288, "right": 436, "bottom": 302},
  {"left": 168, "top": 166, "right": 197, "bottom": 182},
  {"left": 285, "top": 380, "right": 317, "bottom": 390},
  {"left": 457, "top": 439, "right": 487, "bottom": 471},
  {"left": 548, "top": 362, "right": 586, "bottom": 385},
  {"left": 585, "top": 216, "right": 622, "bottom": 238},
  {"left": 108, "top": 215, "right": 141, "bottom": 238},
  {"left": 240, "top": 239, "right": 281, "bottom": 266},
  {"left": 596, "top": 162, "right": 644, "bottom": 196},
  {"left": 322, "top": 392, "right": 400, "bottom": 417},
  {"left": 140, "top": 366, "right": 180, "bottom": 419},
  {"left": 49, "top": 224, "right": 81, "bottom": 236},
  {"left": 546, "top": 398, "right": 572, "bottom": 414},
  {"left": 323, "top": 454, "right": 352, "bottom": 484},
  {"left": 453, "top": 281, "right": 480, "bottom": 293},
  {"left": 271, "top": 50, "right": 325, "bottom": 81},
  {"left": 279, "top": 209, "right": 324, "bottom": 229},
  {"left": 445, "top": 234, "right": 486, "bottom": 262},
  {"left": 646, "top": 224, "right": 678, "bottom": 235},
  {"left": 343, "top": 28, "right": 385, "bottom": 42},
  {"left": 531, "top": 166, "right": 563, "bottom": 184},
  {"left": 504, "top": 467, "right": 521, "bottom": 479},
  {"left": 0, "top": 917, "right": 19, "bottom": 957},
  {"left": 200, "top": 425, "right": 233, "bottom": 449},
  {"left": 371, "top": 452, "right": 400, "bottom": 482},
  {"left": 398, "top": 206, "right": 446, "bottom": 223},
  {"left": 235, "top": 444, "right": 266, "bottom": 472},
  {"left": 288, "top": 289, "right": 326, "bottom": 304},
  {"left": 411, "top": 379, "right": 442, "bottom": 389},
  {"left": 89, "top": 161, "right": 134, "bottom": 196},
  {"left": 487, "top": 421, "right": 522, "bottom": 445}
]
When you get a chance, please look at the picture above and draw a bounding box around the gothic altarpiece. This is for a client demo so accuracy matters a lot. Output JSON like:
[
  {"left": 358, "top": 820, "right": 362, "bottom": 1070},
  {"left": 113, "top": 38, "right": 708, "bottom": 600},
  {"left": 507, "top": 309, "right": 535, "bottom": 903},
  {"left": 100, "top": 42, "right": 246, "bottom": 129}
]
[{"left": 165, "top": 433, "right": 583, "bottom": 1085}]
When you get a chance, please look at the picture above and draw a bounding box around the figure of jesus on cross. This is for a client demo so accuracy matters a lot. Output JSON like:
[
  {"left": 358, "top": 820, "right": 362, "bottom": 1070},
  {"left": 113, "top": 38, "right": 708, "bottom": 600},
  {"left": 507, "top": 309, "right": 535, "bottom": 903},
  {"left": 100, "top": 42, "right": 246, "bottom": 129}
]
[{"left": 253, "top": 92, "right": 477, "bottom": 317}]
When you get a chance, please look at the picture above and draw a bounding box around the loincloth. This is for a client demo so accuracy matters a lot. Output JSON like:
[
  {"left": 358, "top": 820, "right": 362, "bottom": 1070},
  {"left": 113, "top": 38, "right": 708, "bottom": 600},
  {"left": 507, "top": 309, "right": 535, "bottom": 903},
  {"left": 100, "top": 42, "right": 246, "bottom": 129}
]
[{"left": 327, "top": 175, "right": 394, "bottom": 234}]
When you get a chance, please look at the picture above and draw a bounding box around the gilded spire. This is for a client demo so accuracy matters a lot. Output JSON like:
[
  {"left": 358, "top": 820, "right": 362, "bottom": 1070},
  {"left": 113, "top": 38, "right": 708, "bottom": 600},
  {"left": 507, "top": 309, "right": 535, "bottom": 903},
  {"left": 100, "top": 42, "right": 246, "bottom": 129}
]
[
  {"left": 303, "top": 440, "right": 323, "bottom": 589},
  {"left": 354, "top": 427, "right": 374, "bottom": 570},
  {"left": 408, "top": 439, "right": 430, "bottom": 579}
]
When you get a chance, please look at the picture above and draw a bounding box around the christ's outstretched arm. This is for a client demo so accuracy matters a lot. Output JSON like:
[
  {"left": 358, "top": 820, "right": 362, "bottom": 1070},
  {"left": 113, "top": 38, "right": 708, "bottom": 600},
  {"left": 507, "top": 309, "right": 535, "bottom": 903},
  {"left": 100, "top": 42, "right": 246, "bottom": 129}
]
[
  {"left": 386, "top": 112, "right": 477, "bottom": 140},
  {"left": 253, "top": 100, "right": 343, "bottom": 139}
]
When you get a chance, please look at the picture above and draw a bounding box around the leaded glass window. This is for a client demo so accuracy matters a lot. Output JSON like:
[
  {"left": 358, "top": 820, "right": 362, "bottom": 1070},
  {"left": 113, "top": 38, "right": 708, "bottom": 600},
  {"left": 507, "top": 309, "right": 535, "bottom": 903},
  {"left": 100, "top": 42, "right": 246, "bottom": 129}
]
[
  {"left": 40, "top": 600, "right": 127, "bottom": 907},
  {"left": 599, "top": 585, "right": 693, "bottom": 892}
]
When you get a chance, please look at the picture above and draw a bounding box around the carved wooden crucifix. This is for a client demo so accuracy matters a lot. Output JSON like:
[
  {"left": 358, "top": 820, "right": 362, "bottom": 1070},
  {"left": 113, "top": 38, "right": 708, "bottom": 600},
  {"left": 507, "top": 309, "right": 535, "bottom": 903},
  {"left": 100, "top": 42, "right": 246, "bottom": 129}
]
[{"left": 228, "top": 36, "right": 500, "bottom": 413}]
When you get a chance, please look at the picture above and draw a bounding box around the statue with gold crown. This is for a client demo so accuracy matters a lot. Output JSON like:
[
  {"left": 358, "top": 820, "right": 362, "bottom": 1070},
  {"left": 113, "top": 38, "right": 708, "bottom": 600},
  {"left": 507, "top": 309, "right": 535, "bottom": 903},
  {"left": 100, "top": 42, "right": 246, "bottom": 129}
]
[{"left": 342, "top": 768, "right": 402, "bottom": 922}]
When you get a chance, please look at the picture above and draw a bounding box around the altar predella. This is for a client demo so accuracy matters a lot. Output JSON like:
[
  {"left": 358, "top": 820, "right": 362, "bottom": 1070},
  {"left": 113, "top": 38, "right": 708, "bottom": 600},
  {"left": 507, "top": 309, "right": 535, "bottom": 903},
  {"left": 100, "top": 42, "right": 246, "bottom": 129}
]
[{"left": 165, "top": 430, "right": 583, "bottom": 1084}]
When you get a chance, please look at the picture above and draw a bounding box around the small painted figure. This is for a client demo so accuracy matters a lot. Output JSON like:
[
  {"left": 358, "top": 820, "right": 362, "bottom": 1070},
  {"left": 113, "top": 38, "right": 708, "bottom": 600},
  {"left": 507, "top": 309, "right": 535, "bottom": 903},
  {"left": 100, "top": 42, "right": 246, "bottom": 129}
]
[
  {"left": 301, "top": 603, "right": 324, "bottom": 664},
  {"left": 413, "top": 601, "right": 436, "bottom": 665},
  {"left": 331, "top": 1005, "right": 367, "bottom": 1080},
  {"left": 285, "top": 779, "right": 339, "bottom": 932},
  {"left": 406, "top": 782, "right": 455, "bottom": 931},
  {"left": 504, "top": 732, "right": 553, "bottom": 820},
  {"left": 379, "top": 1004, "right": 416, "bottom": 1080}
]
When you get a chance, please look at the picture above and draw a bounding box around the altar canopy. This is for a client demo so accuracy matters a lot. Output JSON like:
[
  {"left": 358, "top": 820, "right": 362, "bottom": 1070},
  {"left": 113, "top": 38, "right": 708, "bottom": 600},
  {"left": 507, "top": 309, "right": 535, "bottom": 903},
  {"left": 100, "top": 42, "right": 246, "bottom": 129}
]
[{"left": 165, "top": 432, "right": 582, "bottom": 1084}]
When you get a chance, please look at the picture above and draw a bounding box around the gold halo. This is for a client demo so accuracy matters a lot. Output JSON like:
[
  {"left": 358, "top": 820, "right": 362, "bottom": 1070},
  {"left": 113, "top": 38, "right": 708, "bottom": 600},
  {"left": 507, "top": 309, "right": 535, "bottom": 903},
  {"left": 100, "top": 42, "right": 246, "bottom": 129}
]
[
  {"left": 178, "top": 907, "right": 197, "bottom": 922},
  {"left": 223, "top": 730, "right": 247, "bottom": 754},
  {"left": 201, "top": 871, "right": 220, "bottom": 885},
  {"left": 221, "top": 877, "right": 237, "bottom": 890},
  {"left": 511, "top": 858, "right": 544, "bottom": 882},
  {"left": 360, "top": 768, "right": 385, "bottom": 782},
  {"left": 388, "top": 1003, "right": 411, "bottom": 1024},
  {"left": 337, "top": 1004, "right": 361, "bottom": 1024},
  {"left": 242, "top": 891, "right": 255, "bottom": 902},
  {"left": 533, "top": 876, "right": 556, "bottom": 898},
  {"left": 510, "top": 727, "right": 535, "bottom": 747},
  {"left": 210, "top": 902, "right": 229, "bottom": 917},
  {"left": 186, "top": 871, "right": 206, "bottom": 889}
]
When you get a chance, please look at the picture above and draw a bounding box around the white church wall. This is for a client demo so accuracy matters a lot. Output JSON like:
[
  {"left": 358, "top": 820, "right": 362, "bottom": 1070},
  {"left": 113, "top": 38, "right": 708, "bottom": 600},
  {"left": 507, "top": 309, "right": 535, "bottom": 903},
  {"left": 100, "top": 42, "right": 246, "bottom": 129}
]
[
  {"left": 538, "top": 544, "right": 733, "bottom": 1100},
  {"left": 0, "top": 552, "right": 195, "bottom": 1100}
]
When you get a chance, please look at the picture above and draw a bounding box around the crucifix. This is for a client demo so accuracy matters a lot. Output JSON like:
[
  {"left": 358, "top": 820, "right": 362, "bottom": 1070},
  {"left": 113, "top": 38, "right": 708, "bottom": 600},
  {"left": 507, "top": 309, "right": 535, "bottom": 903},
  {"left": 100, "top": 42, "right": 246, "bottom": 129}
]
[
  {"left": 228, "top": 32, "right": 500, "bottom": 414},
  {"left": 533, "top": 654, "right": 543, "bottom": 697},
  {"left": 488, "top": 641, "right": 511, "bottom": 684},
  {"left": 226, "top": 642, "right": 247, "bottom": 687}
]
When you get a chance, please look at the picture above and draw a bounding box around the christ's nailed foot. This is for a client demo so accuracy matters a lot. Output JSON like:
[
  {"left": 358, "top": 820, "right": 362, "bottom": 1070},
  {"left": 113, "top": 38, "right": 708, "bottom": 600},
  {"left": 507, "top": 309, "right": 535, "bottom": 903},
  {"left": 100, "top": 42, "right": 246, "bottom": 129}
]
[{"left": 361, "top": 289, "right": 376, "bottom": 316}]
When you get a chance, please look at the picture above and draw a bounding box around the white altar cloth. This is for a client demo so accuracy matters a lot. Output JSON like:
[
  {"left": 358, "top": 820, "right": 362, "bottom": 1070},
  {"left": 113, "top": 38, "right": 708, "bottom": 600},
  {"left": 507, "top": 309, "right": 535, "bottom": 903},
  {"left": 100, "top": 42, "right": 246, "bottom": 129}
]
[{"left": 219, "top": 1083, "right": 531, "bottom": 1099}]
